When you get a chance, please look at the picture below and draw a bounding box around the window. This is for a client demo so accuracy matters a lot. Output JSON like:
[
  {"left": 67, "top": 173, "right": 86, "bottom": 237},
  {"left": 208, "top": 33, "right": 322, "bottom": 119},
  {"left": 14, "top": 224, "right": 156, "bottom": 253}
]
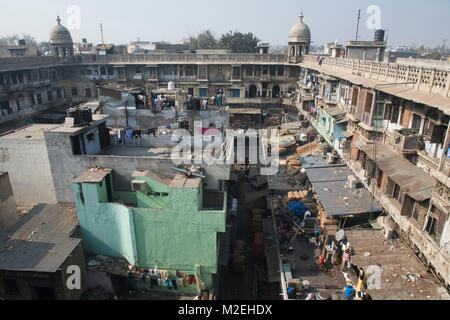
[
  {"left": 85, "top": 88, "right": 92, "bottom": 97},
  {"left": 136, "top": 68, "right": 141, "bottom": 74},
  {"left": 425, "top": 215, "right": 437, "bottom": 237},
  {"left": 232, "top": 66, "right": 240, "bottom": 79},
  {"left": 199, "top": 88, "right": 208, "bottom": 97},
  {"left": 270, "top": 67, "right": 276, "bottom": 76},
  {"left": 246, "top": 67, "right": 253, "bottom": 76},
  {"left": 47, "top": 91, "right": 53, "bottom": 101},
  {"left": 262, "top": 67, "right": 268, "bottom": 75},
  {"left": 71, "top": 88, "right": 78, "bottom": 96},
  {"left": 232, "top": 89, "right": 240, "bottom": 98},
  {"left": 351, "top": 87, "right": 359, "bottom": 107},
  {"left": 217, "top": 66, "right": 222, "bottom": 76},
  {"left": 4, "top": 279, "right": 20, "bottom": 296},
  {"left": 185, "top": 66, "right": 194, "bottom": 76},
  {"left": 36, "top": 94, "right": 42, "bottom": 104},
  {"left": 278, "top": 67, "right": 284, "bottom": 76},
  {"left": 108, "top": 67, "right": 114, "bottom": 75},
  {"left": 411, "top": 114, "right": 421, "bottom": 130},
  {"left": 100, "top": 67, "right": 106, "bottom": 76},
  {"left": 364, "top": 92, "right": 374, "bottom": 113},
  {"left": 425, "top": 205, "right": 445, "bottom": 241},
  {"left": 86, "top": 69, "right": 93, "bottom": 75}
]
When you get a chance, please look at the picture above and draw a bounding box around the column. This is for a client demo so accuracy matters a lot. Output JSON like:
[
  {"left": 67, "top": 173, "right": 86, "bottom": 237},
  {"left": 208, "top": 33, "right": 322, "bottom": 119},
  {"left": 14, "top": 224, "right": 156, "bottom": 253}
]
[{"left": 419, "top": 115, "right": 425, "bottom": 135}]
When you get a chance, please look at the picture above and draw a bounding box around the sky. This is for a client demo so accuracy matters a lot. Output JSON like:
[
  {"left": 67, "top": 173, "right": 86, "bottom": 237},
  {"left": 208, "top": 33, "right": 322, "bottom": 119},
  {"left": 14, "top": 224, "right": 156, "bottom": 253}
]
[{"left": 0, "top": 0, "right": 449, "bottom": 48}]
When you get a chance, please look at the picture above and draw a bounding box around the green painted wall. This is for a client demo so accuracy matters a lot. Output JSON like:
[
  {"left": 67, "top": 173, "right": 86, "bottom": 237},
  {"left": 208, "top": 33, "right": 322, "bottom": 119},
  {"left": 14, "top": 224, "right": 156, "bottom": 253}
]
[{"left": 73, "top": 172, "right": 227, "bottom": 292}]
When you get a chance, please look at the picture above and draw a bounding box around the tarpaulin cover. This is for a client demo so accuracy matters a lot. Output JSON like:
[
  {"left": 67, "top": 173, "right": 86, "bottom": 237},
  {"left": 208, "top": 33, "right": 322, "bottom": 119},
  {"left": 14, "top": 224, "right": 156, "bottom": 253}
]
[{"left": 286, "top": 201, "right": 313, "bottom": 217}]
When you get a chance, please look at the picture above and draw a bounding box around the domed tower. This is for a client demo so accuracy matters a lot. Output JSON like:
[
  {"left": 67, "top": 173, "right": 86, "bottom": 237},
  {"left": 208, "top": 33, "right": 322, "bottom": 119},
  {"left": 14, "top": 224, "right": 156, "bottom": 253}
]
[
  {"left": 50, "top": 16, "right": 74, "bottom": 57},
  {"left": 288, "top": 11, "right": 311, "bottom": 63}
]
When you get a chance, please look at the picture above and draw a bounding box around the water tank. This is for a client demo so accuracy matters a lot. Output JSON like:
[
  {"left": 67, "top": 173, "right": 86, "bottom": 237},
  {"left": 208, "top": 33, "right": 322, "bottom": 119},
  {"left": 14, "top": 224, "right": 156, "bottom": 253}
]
[
  {"left": 322, "top": 145, "right": 332, "bottom": 157},
  {"left": 374, "top": 29, "right": 385, "bottom": 42},
  {"left": 79, "top": 107, "right": 93, "bottom": 124},
  {"left": 67, "top": 108, "right": 81, "bottom": 126},
  {"left": 168, "top": 81, "right": 175, "bottom": 91}
]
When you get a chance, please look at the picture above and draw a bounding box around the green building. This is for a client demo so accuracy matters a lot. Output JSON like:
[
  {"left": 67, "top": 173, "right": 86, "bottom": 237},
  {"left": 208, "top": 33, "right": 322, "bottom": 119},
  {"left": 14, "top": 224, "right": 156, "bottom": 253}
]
[{"left": 73, "top": 168, "right": 227, "bottom": 294}]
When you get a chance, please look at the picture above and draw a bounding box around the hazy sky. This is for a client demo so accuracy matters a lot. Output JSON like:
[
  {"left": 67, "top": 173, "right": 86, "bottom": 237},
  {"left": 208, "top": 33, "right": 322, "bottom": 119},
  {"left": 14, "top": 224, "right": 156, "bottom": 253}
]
[{"left": 1, "top": 0, "right": 449, "bottom": 48}]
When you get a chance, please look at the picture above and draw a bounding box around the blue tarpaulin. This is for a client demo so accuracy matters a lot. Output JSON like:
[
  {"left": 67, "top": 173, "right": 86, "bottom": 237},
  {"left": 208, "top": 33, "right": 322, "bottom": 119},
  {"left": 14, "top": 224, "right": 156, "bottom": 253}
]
[{"left": 286, "top": 201, "right": 313, "bottom": 217}]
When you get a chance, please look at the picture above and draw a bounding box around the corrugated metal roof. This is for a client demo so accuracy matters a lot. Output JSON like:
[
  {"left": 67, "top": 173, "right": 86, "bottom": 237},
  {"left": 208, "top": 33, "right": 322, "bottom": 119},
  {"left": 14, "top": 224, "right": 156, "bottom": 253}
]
[
  {"left": 360, "top": 143, "right": 435, "bottom": 200},
  {"left": 0, "top": 204, "right": 80, "bottom": 273},
  {"left": 303, "top": 158, "right": 382, "bottom": 216}
]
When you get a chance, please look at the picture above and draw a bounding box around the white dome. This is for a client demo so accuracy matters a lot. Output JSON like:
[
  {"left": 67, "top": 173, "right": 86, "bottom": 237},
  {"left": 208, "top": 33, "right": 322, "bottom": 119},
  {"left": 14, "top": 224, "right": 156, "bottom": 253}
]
[
  {"left": 50, "top": 16, "right": 73, "bottom": 45},
  {"left": 288, "top": 12, "right": 311, "bottom": 43}
]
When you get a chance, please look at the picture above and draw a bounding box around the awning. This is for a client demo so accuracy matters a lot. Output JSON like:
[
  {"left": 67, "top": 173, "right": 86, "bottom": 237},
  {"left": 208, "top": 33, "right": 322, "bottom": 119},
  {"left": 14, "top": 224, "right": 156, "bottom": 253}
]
[
  {"left": 360, "top": 143, "right": 435, "bottom": 201},
  {"left": 342, "top": 130, "right": 353, "bottom": 138}
]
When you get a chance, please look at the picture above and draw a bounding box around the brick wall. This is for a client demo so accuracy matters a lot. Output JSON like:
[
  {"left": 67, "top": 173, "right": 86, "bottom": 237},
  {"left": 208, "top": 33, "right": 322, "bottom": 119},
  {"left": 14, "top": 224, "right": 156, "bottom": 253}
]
[
  {"left": 402, "top": 107, "right": 411, "bottom": 128},
  {"left": 351, "top": 132, "right": 359, "bottom": 160}
]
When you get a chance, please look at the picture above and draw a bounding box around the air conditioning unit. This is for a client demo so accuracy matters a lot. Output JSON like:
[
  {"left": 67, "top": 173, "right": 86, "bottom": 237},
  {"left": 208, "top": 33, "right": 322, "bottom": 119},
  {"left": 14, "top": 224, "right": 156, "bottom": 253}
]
[{"left": 131, "top": 180, "right": 147, "bottom": 192}]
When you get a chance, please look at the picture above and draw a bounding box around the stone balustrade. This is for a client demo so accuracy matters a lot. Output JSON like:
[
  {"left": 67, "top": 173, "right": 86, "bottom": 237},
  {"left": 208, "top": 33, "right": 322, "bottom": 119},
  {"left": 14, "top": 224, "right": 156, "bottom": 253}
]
[{"left": 300, "top": 55, "right": 450, "bottom": 98}]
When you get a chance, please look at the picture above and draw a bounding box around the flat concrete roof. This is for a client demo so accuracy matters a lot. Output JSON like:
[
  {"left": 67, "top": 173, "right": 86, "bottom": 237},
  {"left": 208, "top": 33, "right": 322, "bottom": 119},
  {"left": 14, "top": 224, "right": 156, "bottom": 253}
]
[
  {"left": 229, "top": 108, "right": 262, "bottom": 115},
  {"left": 169, "top": 174, "right": 201, "bottom": 189},
  {"left": 133, "top": 169, "right": 172, "bottom": 186},
  {"left": 0, "top": 123, "right": 61, "bottom": 141},
  {"left": 0, "top": 115, "right": 109, "bottom": 141},
  {"left": 74, "top": 167, "right": 112, "bottom": 184}
]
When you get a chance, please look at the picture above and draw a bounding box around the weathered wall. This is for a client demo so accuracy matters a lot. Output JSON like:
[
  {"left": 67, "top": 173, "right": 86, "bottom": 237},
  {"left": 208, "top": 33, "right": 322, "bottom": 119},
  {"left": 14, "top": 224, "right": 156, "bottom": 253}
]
[
  {"left": 73, "top": 182, "right": 138, "bottom": 265},
  {"left": 45, "top": 131, "right": 230, "bottom": 204},
  {"left": 0, "top": 138, "right": 56, "bottom": 206},
  {"left": 0, "top": 172, "right": 18, "bottom": 234},
  {"left": 73, "top": 173, "right": 227, "bottom": 292}
]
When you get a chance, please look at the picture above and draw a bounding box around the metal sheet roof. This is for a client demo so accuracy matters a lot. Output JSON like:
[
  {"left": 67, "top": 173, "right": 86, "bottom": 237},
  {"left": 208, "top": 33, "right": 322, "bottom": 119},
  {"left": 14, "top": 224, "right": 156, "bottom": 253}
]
[
  {"left": 0, "top": 204, "right": 80, "bottom": 273},
  {"left": 360, "top": 143, "right": 435, "bottom": 200},
  {"left": 303, "top": 159, "right": 382, "bottom": 216}
]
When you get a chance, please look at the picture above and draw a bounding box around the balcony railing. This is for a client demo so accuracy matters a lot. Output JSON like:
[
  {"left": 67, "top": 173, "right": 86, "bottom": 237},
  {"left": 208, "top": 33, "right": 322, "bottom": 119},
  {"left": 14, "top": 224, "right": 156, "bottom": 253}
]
[{"left": 299, "top": 55, "right": 450, "bottom": 98}]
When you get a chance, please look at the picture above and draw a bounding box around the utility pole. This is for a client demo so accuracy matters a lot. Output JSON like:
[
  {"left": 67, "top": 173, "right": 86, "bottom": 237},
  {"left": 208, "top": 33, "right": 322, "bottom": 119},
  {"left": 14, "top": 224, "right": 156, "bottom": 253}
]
[
  {"left": 100, "top": 23, "right": 104, "bottom": 45},
  {"left": 355, "top": 9, "right": 361, "bottom": 41}
]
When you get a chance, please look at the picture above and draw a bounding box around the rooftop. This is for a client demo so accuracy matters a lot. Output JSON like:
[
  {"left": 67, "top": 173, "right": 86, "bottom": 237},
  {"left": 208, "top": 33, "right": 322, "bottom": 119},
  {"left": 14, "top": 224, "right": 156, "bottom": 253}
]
[
  {"left": 0, "top": 204, "right": 80, "bottom": 273},
  {"left": 301, "top": 156, "right": 382, "bottom": 216},
  {"left": 73, "top": 167, "right": 112, "bottom": 184},
  {"left": 0, "top": 115, "right": 109, "bottom": 140},
  {"left": 360, "top": 143, "right": 435, "bottom": 201}
]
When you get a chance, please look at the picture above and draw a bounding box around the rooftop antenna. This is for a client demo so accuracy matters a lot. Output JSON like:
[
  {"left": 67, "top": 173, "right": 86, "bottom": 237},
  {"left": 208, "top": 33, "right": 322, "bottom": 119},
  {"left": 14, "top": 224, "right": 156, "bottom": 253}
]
[
  {"left": 355, "top": 9, "right": 361, "bottom": 41},
  {"left": 100, "top": 23, "right": 104, "bottom": 45}
]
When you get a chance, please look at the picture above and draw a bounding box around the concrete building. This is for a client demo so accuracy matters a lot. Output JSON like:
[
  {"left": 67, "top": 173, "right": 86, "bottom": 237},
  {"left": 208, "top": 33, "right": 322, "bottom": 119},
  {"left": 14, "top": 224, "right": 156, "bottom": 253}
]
[
  {"left": 295, "top": 53, "right": 450, "bottom": 287},
  {"left": 0, "top": 113, "right": 231, "bottom": 206},
  {"left": 345, "top": 41, "right": 387, "bottom": 62},
  {"left": 73, "top": 167, "right": 227, "bottom": 294},
  {"left": 0, "top": 204, "right": 87, "bottom": 300}
]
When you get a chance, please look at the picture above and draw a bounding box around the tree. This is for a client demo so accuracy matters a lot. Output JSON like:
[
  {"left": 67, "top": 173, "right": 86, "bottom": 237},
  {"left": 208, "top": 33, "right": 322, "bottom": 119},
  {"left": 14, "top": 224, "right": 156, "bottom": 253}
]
[
  {"left": 189, "top": 30, "right": 218, "bottom": 50},
  {"left": 0, "top": 34, "right": 37, "bottom": 45},
  {"left": 218, "top": 31, "right": 260, "bottom": 53}
]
